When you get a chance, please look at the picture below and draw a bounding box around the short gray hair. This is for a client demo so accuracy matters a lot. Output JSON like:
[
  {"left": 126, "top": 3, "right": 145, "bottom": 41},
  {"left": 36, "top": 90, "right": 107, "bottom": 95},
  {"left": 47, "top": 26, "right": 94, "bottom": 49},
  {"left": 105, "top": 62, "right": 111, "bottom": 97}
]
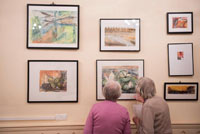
[
  {"left": 136, "top": 77, "right": 156, "bottom": 100},
  {"left": 103, "top": 80, "right": 122, "bottom": 101}
]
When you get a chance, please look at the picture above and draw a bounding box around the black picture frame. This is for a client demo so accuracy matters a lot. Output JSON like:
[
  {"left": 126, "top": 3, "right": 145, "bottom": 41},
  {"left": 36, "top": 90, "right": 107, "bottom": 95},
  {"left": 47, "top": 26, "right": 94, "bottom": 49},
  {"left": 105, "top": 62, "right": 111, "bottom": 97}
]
[
  {"left": 168, "top": 43, "right": 194, "bottom": 76},
  {"left": 96, "top": 59, "right": 144, "bottom": 100},
  {"left": 164, "top": 82, "right": 198, "bottom": 101},
  {"left": 27, "top": 4, "right": 79, "bottom": 49},
  {"left": 100, "top": 18, "right": 140, "bottom": 52},
  {"left": 167, "top": 12, "right": 193, "bottom": 34},
  {"left": 28, "top": 60, "right": 78, "bottom": 103}
]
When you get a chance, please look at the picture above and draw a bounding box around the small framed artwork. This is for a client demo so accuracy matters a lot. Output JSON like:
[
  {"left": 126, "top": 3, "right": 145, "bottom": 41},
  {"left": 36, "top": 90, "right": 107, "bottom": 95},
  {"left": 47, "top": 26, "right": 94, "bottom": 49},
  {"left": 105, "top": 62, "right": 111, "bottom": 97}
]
[
  {"left": 27, "top": 4, "right": 79, "bottom": 49},
  {"left": 167, "top": 12, "right": 193, "bottom": 34},
  {"left": 168, "top": 43, "right": 194, "bottom": 76},
  {"left": 100, "top": 19, "right": 140, "bottom": 52},
  {"left": 28, "top": 60, "right": 78, "bottom": 103},
  {"left": 164, "top": 82, "right": 198, "bottom": 101},
  {"left": 96, "top": 59, "right": 144, "bottom": 100}
]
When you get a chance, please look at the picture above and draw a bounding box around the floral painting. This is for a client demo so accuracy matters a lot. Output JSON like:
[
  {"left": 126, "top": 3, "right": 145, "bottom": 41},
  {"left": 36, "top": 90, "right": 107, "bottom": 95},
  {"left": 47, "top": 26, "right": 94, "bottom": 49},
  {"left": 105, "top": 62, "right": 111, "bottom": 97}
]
[{"left": 96, "top": 60, "right": 144, "bottom": 100}]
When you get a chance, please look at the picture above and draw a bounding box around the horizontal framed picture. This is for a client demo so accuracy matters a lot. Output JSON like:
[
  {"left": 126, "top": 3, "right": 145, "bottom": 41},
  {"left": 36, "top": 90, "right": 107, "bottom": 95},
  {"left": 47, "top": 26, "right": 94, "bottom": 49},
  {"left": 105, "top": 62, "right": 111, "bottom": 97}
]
[
  {"left": 96, "top": 59, "right": 144, "bottom": 100},
  {"left": 27, "top": 4, "right": 79, "bottom": 49},
  {"left": 167, "top": 12, "right": 193, "bottom": 34},
  {"left": 28, "top": 60, "right": 78, "bottom": 103},
  {"left": 164, "top": 82, "right": 198, "bottom": 101},
  {"left": 168, "top": 43, "right": 194, "bottom": 76},
  {"left": 100, "top": 19, "right": 140, "bottom": 52}
]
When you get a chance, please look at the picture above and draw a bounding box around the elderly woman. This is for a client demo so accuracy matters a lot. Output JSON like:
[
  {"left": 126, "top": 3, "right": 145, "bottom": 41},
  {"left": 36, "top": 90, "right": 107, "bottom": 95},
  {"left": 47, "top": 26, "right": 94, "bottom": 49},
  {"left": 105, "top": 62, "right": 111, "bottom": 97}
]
[
  {"left": 84, "top": 80, "right": 131, "bottom": 134},
  {"left": 133, "top": 77, "right": 172, "bottom": 134}
]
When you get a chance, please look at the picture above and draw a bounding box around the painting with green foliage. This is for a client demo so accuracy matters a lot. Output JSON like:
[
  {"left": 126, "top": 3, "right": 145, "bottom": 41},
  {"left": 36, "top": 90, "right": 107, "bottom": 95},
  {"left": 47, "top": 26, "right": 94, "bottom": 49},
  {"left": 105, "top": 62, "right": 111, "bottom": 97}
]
[
  {"left": 30, "top": 10, "right": 77, "bottom": 44},
  {"left": 102, "top": 66, "right": 138, "bottom": 93}
]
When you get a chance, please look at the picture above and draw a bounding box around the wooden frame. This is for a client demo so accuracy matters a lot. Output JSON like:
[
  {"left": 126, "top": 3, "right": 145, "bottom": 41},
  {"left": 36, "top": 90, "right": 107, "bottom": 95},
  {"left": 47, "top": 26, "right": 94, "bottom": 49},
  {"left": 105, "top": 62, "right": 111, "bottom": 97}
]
[
  {"left": 96, "top": 59, "right": 144, "bottom": 100},
  {"left": 100, "top": 19, "right": 140, "bottom": 52},
  {"left": 28, "top": 60, "right": 78, "bottom": 103},
  {"left": 167, "top": 12, "right": 193, "bottom": 34},
  {"left": 168, "top": 43, "right": 194, "bottom": 76},
  {"left": 27, "top": 4, "right": 79, "bottom": 49},
  {"left": 164, "top": 82, "right": 198, "bottom": 101}
]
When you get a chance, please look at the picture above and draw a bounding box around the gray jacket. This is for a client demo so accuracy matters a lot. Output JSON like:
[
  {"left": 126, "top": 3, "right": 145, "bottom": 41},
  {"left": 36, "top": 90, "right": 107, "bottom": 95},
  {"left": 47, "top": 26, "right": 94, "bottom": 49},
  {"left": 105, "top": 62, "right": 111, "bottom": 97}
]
[{"left": 138, "top": 96, "right": 172, "bottom": 134}]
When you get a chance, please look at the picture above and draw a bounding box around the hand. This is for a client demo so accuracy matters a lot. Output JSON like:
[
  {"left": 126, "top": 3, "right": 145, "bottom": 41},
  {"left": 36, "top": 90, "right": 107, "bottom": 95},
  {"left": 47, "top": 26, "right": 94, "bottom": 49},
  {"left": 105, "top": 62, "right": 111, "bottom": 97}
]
[
  {"left": 134, "top": 94, "right": 144, "bottom": 103},
  {"left": 132, "top": 116, "right": 140, "bottom": 126}
]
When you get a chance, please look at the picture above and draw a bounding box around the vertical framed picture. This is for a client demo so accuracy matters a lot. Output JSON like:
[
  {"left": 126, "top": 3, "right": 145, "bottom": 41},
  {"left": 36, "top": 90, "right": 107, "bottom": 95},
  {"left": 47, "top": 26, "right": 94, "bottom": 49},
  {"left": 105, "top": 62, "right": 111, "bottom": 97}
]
[
  {"left": 28, "top": 60, "right": 78, "bottom": 103},
  {"left": 96, "top": 59, "right": 144, "bottom": 100},
  {"left": 27, "top": 4, "right": 79, "bottom": 49},
  {"left": 168, "top": 43, "right": 194, "bottom": 76},
  {"left": 100, "top": 19, "right": 140, "bottom": 52},
  {"left": 164, "top": 82, "right": 198, "bottom": 101},
  {"left": 167, "top": 12, "right": 193, "bottom": 34}
]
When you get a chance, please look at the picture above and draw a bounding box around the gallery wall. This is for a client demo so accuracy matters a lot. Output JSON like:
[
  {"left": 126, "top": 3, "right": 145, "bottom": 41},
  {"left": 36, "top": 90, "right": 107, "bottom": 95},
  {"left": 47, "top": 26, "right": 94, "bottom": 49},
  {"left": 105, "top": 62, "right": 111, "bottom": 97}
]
[{"left": 0, "top": 0, "right": 200, "bottom": 127}]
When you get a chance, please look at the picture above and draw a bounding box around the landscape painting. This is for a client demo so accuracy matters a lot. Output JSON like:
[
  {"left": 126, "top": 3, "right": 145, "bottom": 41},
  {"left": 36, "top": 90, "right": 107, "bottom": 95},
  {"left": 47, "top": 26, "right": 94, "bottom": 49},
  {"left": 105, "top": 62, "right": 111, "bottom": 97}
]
[
  {"left": 167, "top": 85, "right": 195, "bottom": 94},
  {"left": 96, "top": 60, "right": 144, "bottom": 100},
  {"left": 27, "top": 4, "right": 79, "bottom": 49},
  {"left": 100, "top": 19, "right": 140, "bottom": 51},
  {"left": 104, "top": 27, "right": 135, "bottom": 47},
  {"left": 164, "top": 82, "right": 198, "bottom": 101},
  {"left": 39, "top": 70, "right": 67, "bottom": 92},
  {"left": 102, "top": 66, "right": 138, "bottom": 93}
]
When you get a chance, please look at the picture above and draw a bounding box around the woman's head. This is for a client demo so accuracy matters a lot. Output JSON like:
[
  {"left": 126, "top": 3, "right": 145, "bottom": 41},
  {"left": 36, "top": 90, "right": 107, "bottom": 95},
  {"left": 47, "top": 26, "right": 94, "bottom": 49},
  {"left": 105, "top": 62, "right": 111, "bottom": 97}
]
[
  {"left": 103, "top": 80, "right": 122, "bottom": 101},
  {"left": 135, "top": 77, "right": 156, "bottom": 100}
]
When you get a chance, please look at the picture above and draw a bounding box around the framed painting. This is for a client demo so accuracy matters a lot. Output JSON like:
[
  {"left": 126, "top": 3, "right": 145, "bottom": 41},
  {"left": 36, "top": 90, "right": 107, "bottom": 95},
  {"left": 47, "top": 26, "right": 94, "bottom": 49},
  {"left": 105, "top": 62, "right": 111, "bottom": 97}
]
[
  {"left": 28, "top": 60, "right": 78, "bottom": 103},
  {"left": 167, "top": 12, "right": 193, "bottom": 34},
  {"left": 164, "top": 82, "right": 198, "bottom": 101},
  {"left": 96, "top": 59, "right": 144, "bottom": 100},
  {"left": 100, "top": 19, "right": 140, "bottom": 52},
  {"left": 168, "top": 43, "right": 194, "bottom": 76},
  {"left": 27, "top": 4, "right": 79, "bottom": 49}
]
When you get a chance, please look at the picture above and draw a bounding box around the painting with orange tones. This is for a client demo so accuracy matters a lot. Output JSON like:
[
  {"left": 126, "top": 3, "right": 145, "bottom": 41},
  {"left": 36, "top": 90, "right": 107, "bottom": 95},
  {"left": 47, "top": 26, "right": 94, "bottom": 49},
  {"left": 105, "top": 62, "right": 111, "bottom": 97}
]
[
  {"left": 164, "top": 82, "right": 198, "bottom": 101},
  {"left": 40, "top": 70, "right": 67, "bottom": 92},
  {"left": 172, "top": 17, "right": 188, "bottom": 28},
  {"left": 27, "top": 4, "right": 79, "bottom": 49},
  {"left": 167, "top": 12, "right": 193, "bottom": 34},
  {"left": 105, "top": 27, "right": 135, "bottom": 46},
  {"left": 100, "top": 19, "right": 140, "bottom": 51}
]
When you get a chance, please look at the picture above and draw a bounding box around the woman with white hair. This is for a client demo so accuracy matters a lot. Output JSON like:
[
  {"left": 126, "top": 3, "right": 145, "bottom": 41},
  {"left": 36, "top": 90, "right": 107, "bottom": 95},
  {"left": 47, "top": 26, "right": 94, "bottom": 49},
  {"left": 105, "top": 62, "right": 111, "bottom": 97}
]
[
  {"left": 133, "top": 77, "right": 172, "bottom": 134},
  {"left": 84, "top": 80, "right": 131, "bottom": 134}
]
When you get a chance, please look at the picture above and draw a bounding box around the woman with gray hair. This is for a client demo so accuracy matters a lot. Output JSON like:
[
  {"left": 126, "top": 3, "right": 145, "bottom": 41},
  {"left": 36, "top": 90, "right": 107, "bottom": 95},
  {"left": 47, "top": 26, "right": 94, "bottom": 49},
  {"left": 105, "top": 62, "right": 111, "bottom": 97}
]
[
  {"left": 133, "top": 77, "right": 172, "bottom": 134},
  {"left": 84, "top": 80, "right": 131, "bottom": 134}
]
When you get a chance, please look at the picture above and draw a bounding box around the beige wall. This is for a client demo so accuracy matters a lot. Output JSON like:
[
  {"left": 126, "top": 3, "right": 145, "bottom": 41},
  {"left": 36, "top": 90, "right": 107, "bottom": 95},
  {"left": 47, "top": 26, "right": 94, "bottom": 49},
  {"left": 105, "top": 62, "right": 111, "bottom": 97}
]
[{"left": 0, "top": 0, "right": 200, "bottom": 127}]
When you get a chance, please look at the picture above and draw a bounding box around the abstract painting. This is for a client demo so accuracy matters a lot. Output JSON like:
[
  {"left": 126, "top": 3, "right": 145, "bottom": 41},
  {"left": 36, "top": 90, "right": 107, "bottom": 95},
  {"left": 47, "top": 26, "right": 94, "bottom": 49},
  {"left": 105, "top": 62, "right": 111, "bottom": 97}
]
[
  {"left": 164, "top": 82, "right": 198, "bottom": 101},
  {"left": 96, "top": 59, "right": 144, "bottom": 100},
  {"left": 28, "top": 60, "right": 78, "bottom": 103},
  {"left": 167, "top": 12, "right": 193, "bottom": 34},
  {"left": 27, "top": 4, "right": 79, "bottom": 49},
  {"left": 100, "top": 19, "right": 140, "bottom": 51}
]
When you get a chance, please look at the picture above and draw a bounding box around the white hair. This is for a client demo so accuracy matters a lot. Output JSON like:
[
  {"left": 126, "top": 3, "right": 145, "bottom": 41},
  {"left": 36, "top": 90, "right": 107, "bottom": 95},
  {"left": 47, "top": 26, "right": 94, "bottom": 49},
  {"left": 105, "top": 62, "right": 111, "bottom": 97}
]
[
  {"left": 136, "top": 77, "right": 156, "bottom": 100},
  {"left": 103, "top": 80, "right": 122, "bottom": 101}
]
